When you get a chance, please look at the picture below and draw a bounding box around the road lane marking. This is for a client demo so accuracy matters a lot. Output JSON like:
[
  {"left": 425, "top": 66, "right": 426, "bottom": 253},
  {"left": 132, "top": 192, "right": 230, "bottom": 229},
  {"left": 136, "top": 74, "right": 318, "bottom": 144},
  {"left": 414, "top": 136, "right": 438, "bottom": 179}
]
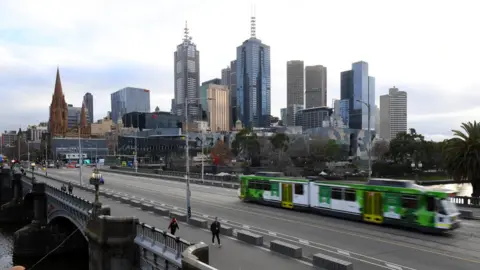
[
  {"left": 299, "top": 239, "right": 309, "bottom": 245},
  {"left": 386, "top": 263, "right": 403, "bottom": 270},
  {"left": 337, "top": 249, "right": 350, "bottom": 256}
]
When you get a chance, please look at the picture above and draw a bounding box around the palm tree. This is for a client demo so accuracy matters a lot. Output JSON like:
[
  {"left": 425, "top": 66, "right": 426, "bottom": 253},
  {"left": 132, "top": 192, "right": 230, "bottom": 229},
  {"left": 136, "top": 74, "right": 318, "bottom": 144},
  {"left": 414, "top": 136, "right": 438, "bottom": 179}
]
[{"left": 443, "top": 121, "right": 480, "bottom": 197}]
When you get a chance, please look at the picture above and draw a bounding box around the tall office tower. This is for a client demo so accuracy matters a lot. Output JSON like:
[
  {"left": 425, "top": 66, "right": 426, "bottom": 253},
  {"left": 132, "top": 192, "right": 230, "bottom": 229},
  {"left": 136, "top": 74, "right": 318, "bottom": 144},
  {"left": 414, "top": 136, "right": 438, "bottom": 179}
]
[
  {"left": 380, "top": 87, "right": 407, "bottom": 141},
  {"left": 221, "top": 67, "right": 231, "bottom": 86},
  {"left": 83, "top": 92, "right": 93, "bottom": 124},
  {"left": 173, "top": 21, "right": 201, "bottom": 121},
  {"left": 236, "top": 14, "right": 271, "bottom": 127},
  {"left": 305, "top": 65, "right": 327, "bottom": 108},
  {"left": 110, "top": 87, "right": 151, "bottom": 123},
  {"left": 286, "top": 60, "right": 304, "bottom": 107},
  {"left": 229, "top": 60, "right": 237, "bottom": 126},
  {"left": 333, "top": 99, "right": 349, "bottom": 128},
  {"left": 206, "top": 84, "right": 230, "bottom": 132},
  {"left": 171, "top": 99, "right": 175, "bottom": 114},
  {"left": 375, "top": 105, "right": 380, "bottom": 134},
  {"left": 199, "top": 78, "right": 222, "bottom": 118},
  {"left": 340, "top": 61, "right": 375, "bottom": 130}
]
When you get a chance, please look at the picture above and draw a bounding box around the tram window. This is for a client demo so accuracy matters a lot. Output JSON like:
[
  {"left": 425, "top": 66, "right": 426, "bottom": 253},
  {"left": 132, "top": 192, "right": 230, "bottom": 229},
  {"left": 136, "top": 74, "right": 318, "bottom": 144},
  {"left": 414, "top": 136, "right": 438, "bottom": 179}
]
[
  {"left": 344, "top": 189, "right": 356, "bottom": 202},
  {"left": 295, "top": 184, "right": 304, "bottom": 195},
  {"left": 331, "top": 188, "right": 343, "bottom": 200},
  {"left": 263, "top": 182, "right": 271, "bottom": 191},
  {"left": 401, "top": 196, "right": 418, "bottom": 209},
  {"left": 426, "top": 196, "right": 436, "bottom": 212}
]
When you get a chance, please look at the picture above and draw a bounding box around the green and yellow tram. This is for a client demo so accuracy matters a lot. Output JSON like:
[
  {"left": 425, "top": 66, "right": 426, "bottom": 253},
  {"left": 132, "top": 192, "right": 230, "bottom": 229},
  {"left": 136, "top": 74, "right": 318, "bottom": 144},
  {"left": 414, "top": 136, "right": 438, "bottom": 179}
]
[{"left": 239, "top": 176, "right": 461, "bottom": 233}]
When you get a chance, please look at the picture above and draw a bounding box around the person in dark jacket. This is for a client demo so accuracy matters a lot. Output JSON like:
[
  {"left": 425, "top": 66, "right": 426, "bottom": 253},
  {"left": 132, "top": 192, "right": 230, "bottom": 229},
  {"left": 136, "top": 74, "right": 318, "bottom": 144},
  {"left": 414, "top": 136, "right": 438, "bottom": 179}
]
[
  {"left": 61, "top": 184, "right": 66, "bottom": 192},
  {"left": 210, "top": 217, "right": 221, "bottom": 246},
  {"left": 168, "top": 218, "right": 179, "bottom": 235},
  {"left": 67, "top": 182, "right": 73, "bottom": 194}
]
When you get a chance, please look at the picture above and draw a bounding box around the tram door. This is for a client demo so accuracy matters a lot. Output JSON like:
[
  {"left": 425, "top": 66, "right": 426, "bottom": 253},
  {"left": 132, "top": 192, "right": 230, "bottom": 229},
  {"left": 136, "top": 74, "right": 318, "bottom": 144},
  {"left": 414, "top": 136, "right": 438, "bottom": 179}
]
[
  {"left": 363, "top": 191, "right": 384, "bottom": 224},
  {"left": 281, "top": 183, "right": 293, "bottom": 209}
]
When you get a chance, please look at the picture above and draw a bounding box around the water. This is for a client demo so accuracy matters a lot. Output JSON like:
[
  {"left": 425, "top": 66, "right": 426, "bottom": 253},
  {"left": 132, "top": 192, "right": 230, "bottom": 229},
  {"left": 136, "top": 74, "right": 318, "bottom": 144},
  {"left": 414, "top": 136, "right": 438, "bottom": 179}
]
[{"left": 0, "top": 227, "right": 88, "bottom": 270}]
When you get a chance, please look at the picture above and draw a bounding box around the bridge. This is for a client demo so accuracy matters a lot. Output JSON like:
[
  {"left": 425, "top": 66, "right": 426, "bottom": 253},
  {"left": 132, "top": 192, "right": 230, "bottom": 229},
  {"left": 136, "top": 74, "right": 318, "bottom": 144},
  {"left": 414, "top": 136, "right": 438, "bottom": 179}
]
[{"left": 0, "top": 166, "right": 214, "bottom": 270}]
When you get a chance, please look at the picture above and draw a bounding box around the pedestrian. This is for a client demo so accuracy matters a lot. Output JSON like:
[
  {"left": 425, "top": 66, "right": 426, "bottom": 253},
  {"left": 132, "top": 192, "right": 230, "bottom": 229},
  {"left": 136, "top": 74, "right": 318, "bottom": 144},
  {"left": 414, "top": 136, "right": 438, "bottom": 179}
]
[
  {"left": 210, "top": 217, "right": 221, "bottom": 247},
  {"left": 68, "top": 182, "right": 73, "bottom": 194},
  {"left": 168, "top": 217, "right": 179, "bottom": 235},
  {"left": 61, "top": 184, "right": 66, "bottom": 192}
]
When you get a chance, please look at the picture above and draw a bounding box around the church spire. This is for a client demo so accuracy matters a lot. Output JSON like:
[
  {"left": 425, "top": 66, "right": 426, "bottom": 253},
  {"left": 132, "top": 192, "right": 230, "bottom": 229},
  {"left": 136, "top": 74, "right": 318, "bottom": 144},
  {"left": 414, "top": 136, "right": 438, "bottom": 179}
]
[{"left": 54, "top": 66, "right": 64, "bottom": 96}]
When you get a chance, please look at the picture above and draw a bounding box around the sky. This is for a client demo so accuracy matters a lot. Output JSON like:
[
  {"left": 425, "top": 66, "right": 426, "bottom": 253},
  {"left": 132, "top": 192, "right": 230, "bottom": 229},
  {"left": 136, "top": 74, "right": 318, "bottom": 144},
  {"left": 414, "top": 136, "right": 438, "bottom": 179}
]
[{"left": 0, "top": 0, "right": 478, "bottom": 141}]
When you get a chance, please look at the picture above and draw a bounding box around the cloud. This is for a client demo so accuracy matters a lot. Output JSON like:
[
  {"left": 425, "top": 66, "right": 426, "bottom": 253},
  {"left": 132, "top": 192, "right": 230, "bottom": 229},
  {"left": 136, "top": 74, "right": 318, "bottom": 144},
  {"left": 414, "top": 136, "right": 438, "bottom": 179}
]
[{"left": 0, "top": 0, "right": 479, "bottom": 140}]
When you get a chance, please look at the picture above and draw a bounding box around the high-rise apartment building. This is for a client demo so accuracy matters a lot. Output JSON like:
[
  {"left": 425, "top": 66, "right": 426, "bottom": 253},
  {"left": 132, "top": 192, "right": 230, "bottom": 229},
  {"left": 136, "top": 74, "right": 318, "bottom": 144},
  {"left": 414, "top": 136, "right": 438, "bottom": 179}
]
[
  {"left": 199, "top": 78, "right": 222, "bottom": 118},
  {"left": 286, "top": 60, "right": 304, "bottom": 107},
  {"left": 236, "top": 15, "right": 271, "bottom": 127},
  {"left": 206, "top": 84, "right": 230, "bottom": 132},
  {"left": 229, "top": 60, "right": 237, "bottom": 126},
  {"left": 83, "top": 92, "right": 94, "bottom": 124},
  {"left": 173, "top": 22, "right": 201, "bottom": 121},
  {"left": 380, "top": 87, "right": 407, "bottom": 141},
  {"left": 305, "top": 65, "right": 327, "bottom": 108},
  {"left": 110, "top": 87, "right": 151, "bottom": 123},
  {"left": 340, "top": 61, "right": 375, "bottom": 130}
]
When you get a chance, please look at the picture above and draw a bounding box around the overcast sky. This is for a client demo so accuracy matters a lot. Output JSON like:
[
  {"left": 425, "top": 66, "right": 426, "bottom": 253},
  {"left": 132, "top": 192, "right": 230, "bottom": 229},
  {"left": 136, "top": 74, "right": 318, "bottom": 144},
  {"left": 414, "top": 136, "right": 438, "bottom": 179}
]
[{"left": 0, "top": 0, "right": 478, "bottom": 141}]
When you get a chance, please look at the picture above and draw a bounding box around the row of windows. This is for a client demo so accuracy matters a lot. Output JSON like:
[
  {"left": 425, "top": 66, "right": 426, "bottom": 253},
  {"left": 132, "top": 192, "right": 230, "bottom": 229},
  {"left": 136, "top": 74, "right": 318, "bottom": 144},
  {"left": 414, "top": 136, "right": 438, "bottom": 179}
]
[
  {"left": 247, "top": 180, "right": 305, "bottom": 195},
  {"left": 330, "top": 188, "right": 357, "bottom": 202}
]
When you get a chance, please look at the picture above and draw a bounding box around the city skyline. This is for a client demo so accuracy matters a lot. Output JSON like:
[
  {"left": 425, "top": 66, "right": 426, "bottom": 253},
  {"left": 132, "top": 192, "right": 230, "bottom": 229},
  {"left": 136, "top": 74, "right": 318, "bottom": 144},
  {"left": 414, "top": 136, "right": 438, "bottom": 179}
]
[{"left": 1, "top": 0, "right": 479, "bottom": 141}]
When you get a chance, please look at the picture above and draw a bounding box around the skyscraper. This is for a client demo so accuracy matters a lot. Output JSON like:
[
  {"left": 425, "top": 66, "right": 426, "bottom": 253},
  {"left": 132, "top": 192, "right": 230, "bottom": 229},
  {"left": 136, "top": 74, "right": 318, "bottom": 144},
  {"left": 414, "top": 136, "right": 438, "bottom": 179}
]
[
  {"left": 380, "top": 87, "right": 407, "bottom": 141},
  {"left": 340, "top": 61, "right": 375, "bottom": 130},
  {"left": 229, "top": 60, "right": 237, "bottom": 127},
  {"left": 236, "top": 15, "right": 271, "bottom": 127},
  {"left": 110, "top": 87, "right": 151, "bottom": 123},
  {"left": 83, "top": 92, "right": 93, "bottom": 124},
  {"left": 173, "top": 21, "right": 201, "bottom": 121},
  {"left": 221, "top": 67, "right": 231, "bottom": 86},
  {"left": 305, "top": 65, "right": 327, "bottom": 108},
  {"left": 286, "top": 60, "right": 304, "bottom": 107}
]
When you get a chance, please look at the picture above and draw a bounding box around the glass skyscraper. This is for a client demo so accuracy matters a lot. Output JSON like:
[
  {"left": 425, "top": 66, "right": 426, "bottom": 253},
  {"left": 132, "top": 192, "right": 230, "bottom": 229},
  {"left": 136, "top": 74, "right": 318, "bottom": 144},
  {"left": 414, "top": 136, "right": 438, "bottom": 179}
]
[
  {"left": 341, "top": 61, "right": 375, "bottom": 130},
  {"left": 236, "top": 16, "right": 271, "bottom": 127},
  {"left": 110, "top": 87, "right": 151, "bottom": 124}
]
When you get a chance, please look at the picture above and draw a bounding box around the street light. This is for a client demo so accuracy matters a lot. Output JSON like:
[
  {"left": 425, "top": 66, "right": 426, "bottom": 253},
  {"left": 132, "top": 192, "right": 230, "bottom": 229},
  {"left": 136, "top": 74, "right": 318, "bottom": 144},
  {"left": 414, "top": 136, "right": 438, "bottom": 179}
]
[
  {"left": 356, "top": 99, "right": 372, "bottom": 178},
  {"left": 411, "top": 161, "right": 423, "bottom": 183},
  {"left": 185, "top": 96, "right": 214, "bottom": 223},
  {"left": 30, "top": 162, "right": 36, "bottom": 183},
  {"left": 89, "top": 168, "right": 102, "bottom": 218}
]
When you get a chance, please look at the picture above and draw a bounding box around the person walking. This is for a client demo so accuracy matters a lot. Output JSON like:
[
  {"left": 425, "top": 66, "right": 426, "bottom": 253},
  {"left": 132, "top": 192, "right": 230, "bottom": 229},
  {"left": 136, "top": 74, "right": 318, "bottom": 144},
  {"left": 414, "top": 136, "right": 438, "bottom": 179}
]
[
  {"left": 68, "top": 182, "right": 73, "bottom": 194},
  {"left": 210, "top": 217, "right": 221, "bottom": 247},
  {"left": 168, "top": 217, "right": 179, "bottom": 235}
]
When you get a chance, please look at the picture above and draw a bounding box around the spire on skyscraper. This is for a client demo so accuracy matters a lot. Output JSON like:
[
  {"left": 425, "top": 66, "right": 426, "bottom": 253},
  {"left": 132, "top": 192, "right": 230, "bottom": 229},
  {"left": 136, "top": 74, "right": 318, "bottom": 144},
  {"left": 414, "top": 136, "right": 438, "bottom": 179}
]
[
  {"left": 183, "top": 21, "right": 190, "bottom": 42},
  {"left": 250, "top": 5, "right": 256, "bottom": 38}
]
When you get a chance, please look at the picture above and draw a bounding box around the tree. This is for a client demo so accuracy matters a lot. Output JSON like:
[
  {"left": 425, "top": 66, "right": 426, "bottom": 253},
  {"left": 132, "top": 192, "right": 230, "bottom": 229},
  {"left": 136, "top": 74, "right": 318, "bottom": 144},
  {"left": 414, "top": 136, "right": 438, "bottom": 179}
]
[
  {"left": 388, "top": 130, "right": 425, "bottom": 163},
  {"left": 372, "top": 140, "right": 389, "bottom": 160},
  {"left": 443, "top": 121, "right": 480, "bottom": 197},
  {"left": 270, "top": 133, "right": 290, "bottom": 151},
  {"left": 210, "top": 140, "right": 232, "bottom": 166},
  {"left": 259, "top": 138, "right": 293, "bottom": 172},
  {"left": 231, "top": 128, "right": 261, "bottom": 166}
]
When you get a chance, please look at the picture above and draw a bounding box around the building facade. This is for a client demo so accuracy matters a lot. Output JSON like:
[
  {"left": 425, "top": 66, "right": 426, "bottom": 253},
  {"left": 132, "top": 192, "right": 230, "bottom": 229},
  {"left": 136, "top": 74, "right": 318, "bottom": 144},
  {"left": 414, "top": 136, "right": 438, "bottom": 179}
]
[
  {"left": 333, "top": 99, "right": 349, "bottom": 128},
  {"left": 295, "top": 107, "right": 333, "bottom": 130},
  {"left": 1, "top": 130, "right": 17, "bottom": 147},
  {"left": 173, "top": 23, "right": 201, "bottom": 121},
  {"left": 285, "top": 104, "right": 304, "bottom": 126},
  {"left": 341, "top": 61, "right": 375, "bottom": 130},
  {"left": 111, "top": 87, "right": 151, "bottom": 124},
  {"left": 51, "top": 137, "right": 108, "bottom": 160},
  {"left": 229, "top": 60, "right": 237, "bottom": 126},
  {"left": 380, "top": 87, "right": 407, "bottom": 141},
  {"left": 221, "top": 67, "right": 231, "bottom": 87},
  {"left": 286, "top": 60, "right": 304, "bottom": 107},
  {"left": 122, "top": 111, "right": 182, "bottom": 131},
  {"left": 236, "top": 17, "right": 271, "bottom": 127},
  {"left": 26, "top": 125, "right": 48, "bottom": 142},
  {"left": 83, "top": 92, "right": 94, "bottom": 124},
  {"left": 305, "top": 65, "right": 327, "bottom": 108},
  {"left": 67, "top": 104, "right": 82, "bottom": 129},
  {"left": 199, "top": 78, "right": 222, "bottom": 118},
  {"left": 207, "top": 84, "right": 230, "bottom": 132}
]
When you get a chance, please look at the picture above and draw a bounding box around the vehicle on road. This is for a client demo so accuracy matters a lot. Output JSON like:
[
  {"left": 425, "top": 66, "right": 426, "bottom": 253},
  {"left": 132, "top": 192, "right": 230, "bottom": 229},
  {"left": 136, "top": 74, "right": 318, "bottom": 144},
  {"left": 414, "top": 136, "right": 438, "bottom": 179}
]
[{"left": 239, "top": 176, "right": 461, "bottom": 233}]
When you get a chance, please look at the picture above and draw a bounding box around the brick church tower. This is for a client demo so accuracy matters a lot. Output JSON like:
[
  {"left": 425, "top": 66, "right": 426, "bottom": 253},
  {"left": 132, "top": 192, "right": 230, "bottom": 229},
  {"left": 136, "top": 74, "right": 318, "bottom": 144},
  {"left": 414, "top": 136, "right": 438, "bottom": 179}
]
[{"left": 48, "top": 67, "right": 68, "bottom": 137}]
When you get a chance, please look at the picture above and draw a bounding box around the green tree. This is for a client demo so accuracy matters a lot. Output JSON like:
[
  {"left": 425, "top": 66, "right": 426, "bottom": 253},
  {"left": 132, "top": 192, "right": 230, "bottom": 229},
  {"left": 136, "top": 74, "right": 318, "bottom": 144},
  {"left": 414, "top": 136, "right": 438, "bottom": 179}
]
[
  {"left": 372, "top": 140, "right": 389, "bottom": 160},
  {"left": 269, "top": 133, "right": 290, "bottom": 151},
  {"left": 231, "top": 128, "right": 261, "bottom": 165},
  {"left": 443, "top": 121, "right": 480, "bottom": 197}
]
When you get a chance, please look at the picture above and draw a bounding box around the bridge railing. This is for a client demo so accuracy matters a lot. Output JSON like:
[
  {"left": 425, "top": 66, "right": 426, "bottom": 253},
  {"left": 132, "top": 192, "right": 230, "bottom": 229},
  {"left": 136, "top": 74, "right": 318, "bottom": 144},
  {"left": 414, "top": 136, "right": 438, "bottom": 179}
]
[
  {"left": 137, "top": 222, "right": 192, "bottom": 254},
  {"left": 449, "top": 196, "right": 480, "bottom": 208}
]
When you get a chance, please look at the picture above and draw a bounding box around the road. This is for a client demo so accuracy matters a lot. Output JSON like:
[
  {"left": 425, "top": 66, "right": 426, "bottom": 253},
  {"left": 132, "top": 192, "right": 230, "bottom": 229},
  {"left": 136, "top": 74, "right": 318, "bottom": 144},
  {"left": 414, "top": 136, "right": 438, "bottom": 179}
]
[
  {"left": 43, "top": 168, "right": 480, "bottom": 270},
  {"left": 33, "top": 174, "right": 313, "bottom": 270}
]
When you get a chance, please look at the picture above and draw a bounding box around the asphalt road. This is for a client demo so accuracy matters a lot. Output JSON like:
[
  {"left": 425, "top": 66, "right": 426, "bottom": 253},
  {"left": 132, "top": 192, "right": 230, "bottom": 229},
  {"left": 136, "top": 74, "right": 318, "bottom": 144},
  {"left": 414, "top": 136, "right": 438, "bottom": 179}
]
[
  {"left": 33, "top": 174, "right": 313, "bottom": 270},
  {"left": 43, "top": 168, "right": 480, "bottom": 270}
]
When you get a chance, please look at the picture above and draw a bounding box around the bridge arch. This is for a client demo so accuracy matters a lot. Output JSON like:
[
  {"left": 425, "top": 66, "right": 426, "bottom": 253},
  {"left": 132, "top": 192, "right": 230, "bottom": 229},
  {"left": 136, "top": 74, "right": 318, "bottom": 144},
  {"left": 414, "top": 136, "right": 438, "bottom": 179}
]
[
  {"left": 47, "top": 210, "right": 88, "bottom": 240},
  {"left": 47, "top": 215, "right": 89, "bottom": 259}
]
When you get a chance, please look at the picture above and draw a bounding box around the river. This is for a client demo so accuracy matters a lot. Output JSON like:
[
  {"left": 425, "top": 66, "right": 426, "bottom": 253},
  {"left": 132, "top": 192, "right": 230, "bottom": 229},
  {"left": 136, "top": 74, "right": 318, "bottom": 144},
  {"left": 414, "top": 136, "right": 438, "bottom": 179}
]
[{"left": 0, "top": 226, "right": 88, "bottom": 270}]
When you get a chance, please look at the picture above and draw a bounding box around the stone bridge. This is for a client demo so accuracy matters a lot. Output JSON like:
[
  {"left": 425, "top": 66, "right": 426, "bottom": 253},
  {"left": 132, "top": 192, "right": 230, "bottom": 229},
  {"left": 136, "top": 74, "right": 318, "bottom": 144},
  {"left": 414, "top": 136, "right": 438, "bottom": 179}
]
[{"left": 0, "top": 166, "right": 215, "bottom": 270}]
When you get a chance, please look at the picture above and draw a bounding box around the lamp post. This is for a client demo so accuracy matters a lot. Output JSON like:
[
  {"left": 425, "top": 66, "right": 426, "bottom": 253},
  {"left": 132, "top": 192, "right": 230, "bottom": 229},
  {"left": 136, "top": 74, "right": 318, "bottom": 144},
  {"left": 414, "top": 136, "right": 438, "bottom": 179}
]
[
  {"left": 89, "top": 168, "right": 102, "bottom": 218},
  {"left": 356, "top": 99, "right": 372, "bottom": 178},
  {"left": 30, "top": 162, "right": 36, "bottom": 183},
  {"left": 185, "top": 96, "right": 214, "bottom": 222},
  {"left": 78, "top": 126, "right": 83, "bottom": 185},
  {"left": 411, "top": 161, "right": 423, "bottom": 183}
]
